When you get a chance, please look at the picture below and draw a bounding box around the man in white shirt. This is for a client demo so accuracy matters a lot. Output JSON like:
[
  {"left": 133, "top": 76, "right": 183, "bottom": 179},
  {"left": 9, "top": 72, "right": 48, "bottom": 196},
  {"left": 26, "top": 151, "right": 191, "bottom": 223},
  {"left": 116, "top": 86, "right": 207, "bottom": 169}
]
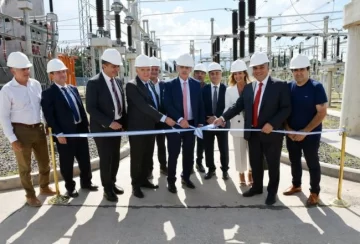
[
  {"left": 41, "top": 59, "right": 98, "bottom": 198},
  {"left": 0, "top": 52, "right": 56, "bottom": 207}
]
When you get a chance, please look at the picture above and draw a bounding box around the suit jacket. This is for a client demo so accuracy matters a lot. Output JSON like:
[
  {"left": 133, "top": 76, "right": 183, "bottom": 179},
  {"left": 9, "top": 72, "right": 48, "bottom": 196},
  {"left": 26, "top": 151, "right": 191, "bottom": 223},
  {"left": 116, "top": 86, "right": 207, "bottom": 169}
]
[
  {"left": 41, "top": 83, "right": 88, "bottom": 135},
  {"left": 150, "top": 80, "right": 169, "bottom": 129},
  {"left": 202, "top": 83, "right": 229, "bottom": 127},
  {"left": 164, "top": 77, "right": 205, "bottom": 126},
  {"left": 223, "top": 76, "right": 291, "bottom": 140},
  {"left": 85, "top": 72, "right": 127, "bottom": 133},
  {"left": 126, "top": 76, "right": 164, "bottom": 131},
  {"left": 225, "top": 85, "right": 245, "bottom": 137}
]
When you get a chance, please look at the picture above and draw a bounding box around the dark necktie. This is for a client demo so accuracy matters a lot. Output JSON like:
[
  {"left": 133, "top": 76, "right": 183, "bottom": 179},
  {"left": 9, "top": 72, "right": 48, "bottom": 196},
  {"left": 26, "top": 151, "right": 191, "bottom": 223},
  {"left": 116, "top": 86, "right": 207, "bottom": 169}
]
[
  {"left": 145, "top": 83, "right": 158, "bottom": 109},
  {"left": 252, "top": 82, "right": 263, "bottom": 127},
  {"left": 61, "top": 87, "right": 80, "bottom": 122},
  {"left": 110, "top": 78, "right": 122, "bottom": 115},
  {"left": 212, "top": 86, "right": 218, "bottom": 115}
]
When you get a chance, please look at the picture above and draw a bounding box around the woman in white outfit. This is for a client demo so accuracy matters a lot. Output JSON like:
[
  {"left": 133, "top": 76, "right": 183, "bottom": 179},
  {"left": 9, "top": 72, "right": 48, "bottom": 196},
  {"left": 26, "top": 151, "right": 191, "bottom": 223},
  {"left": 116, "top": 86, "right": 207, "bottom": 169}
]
[{"left": 224, "top": 60, "right": 253, "bottom": 186}]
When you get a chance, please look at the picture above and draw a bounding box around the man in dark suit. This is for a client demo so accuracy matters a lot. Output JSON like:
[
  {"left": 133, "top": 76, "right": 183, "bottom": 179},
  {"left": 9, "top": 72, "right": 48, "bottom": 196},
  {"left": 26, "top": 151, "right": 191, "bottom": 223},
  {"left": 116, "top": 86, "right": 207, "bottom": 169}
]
[
  {"left": 86, "top": 48, "right": 127, "bottom": 202},
  {"left": 41, "top": 59, "right": 98, "bottom": 197},
  {"left": 202, "top": 62, "right": 229, "bottom": 180},
  {"left": 192, "top": 63, "right": 207, "bottom": 173},
  {"left": 149, "top": 57, "right": 168, "bottom": 177},
  {"left": 164, "top": 53, "right": 205, "bottom": 193},
  {"left": 214, "top": 52, "right": 291, "bottom": 205},
  {"left": 126, "top": 54, "right": 176, "bottom": 198}
]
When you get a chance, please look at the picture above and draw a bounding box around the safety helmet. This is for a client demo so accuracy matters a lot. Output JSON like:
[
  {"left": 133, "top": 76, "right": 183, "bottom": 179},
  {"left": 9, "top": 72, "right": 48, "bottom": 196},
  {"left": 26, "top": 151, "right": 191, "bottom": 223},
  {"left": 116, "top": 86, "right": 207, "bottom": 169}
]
[
  {"left": 176, "top": 53, "right": 194, "bottom": 67},
  {"left": 47, "top": 58, "right": 68, "bottom": 73},
  {"left": 135, "top": 54, "right": 151, "bottom": 67},
  {"left": 101, "top": 48, "right": 123, "bottom": 66},
  {"left": 150, "top": 57, "right": 161, "bottom": 67},
  {"left": 7, "top": 52, "right": 33, "bottom": 68},
  {"left": 207, "top": 62, "right": 222, "bottom": 72},
  {"left": 230, "top": 59, "right": 247, "bottom": 72},
  {"left": 194, "top": 63, "right": 207, "bottom": 73},
  {"left": 249, "top": 52, "right": 269, "bottom": 67},
  {"left": 289, "top": 54, "right": 311, "bottom": 69}
]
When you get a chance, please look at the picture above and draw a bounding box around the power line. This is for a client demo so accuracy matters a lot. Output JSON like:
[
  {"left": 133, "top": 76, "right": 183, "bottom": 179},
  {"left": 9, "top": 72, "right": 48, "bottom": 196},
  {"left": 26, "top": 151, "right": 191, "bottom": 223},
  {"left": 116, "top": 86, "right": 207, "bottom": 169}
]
[{"left": 289, "top": 0, "right": 322, "bottom": 30}]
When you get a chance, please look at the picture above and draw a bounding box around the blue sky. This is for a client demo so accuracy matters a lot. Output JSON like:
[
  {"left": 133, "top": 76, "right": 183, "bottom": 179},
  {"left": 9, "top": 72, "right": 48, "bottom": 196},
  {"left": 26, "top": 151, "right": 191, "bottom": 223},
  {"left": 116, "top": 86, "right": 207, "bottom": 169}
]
[{"left": 44, "top": 0, "right": 349, "bottom": 63}]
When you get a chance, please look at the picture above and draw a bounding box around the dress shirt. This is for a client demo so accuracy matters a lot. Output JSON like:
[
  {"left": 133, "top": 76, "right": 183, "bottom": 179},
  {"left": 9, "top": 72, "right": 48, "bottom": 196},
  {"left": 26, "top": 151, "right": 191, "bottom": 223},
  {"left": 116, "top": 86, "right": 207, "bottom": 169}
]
[
  {"left": 253, "top": 74, "right": 269, "bottom": 116},
  {"left": 142, "top": 80, "right": 166, "bottom": 123},
  {"left": 102, "top": 71, "right": 123, "bottom": 120},
  {"left": 55, "top": 83, "right": 82, "bottom": 124},
  {"left": 151, "top": 79, "right": 161, "bottom": 104},
  {"left": 0, "top": 78, "right": 42, "bottom": 143},
  {"left": 178, "top": 77, "right": 193, "bottom": 122}
]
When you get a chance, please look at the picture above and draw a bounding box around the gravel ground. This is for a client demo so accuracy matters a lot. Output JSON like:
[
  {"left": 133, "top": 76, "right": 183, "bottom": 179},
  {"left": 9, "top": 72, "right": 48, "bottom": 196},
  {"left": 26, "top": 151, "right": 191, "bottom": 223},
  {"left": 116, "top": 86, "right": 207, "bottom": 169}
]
[
  {"left": 0, "top": 125, "right": 128, "bottom": 177},
  {"left": 282, "top": 115, "right": 360, "bottom": 169}
]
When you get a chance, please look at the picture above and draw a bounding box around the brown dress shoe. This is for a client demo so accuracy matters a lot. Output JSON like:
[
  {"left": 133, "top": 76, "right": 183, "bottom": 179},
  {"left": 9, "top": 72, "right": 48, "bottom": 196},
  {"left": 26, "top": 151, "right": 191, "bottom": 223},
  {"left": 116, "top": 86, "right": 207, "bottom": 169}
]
[
  {"left": 306, "top": 193, "right": 320, "bottom": 207},
  {"left": 283, "top": 185, "right": 302, "bottom": 195},
  {"left": 26, "top": 197, "right": 42, "bottom": 207},
  {"left": 40, "top": 186, "right": 57, "bottom": 196}
]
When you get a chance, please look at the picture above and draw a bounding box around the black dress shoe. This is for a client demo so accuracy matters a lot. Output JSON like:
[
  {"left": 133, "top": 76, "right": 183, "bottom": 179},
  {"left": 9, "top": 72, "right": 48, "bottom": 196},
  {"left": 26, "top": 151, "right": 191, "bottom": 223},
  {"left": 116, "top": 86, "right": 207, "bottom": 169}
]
[
  {"left": 133, "top": 187, "right": 144, "bottom": 198},
  {"left": 204, "top": 170, "right": 216, "bottom": 180},
  {"left": 81, "top": 183, "right": 99, "bottom": 191},
  {"left": 104, "top": 189, "right": 118, "bottom": 202},
  {"left": 141, "top": 181, "right": 159, "bottom": 189},
  {"left": 113, "top": 185, "right": 124, "bottom": 195},
  {"left": 167, "top": 183, "right": 177, "bottom": 193},
  {"left": 242, "top": 189, "right": 263, "bottom": 197},
  {"left": 222, "top": 171, "right": 229, "bottom": 180},
  {"left": 265, "top": 194, "right": 277, "bottom": 205},
  {"left": 181, "top": 179, "right": 195, "bottom": 189},
  {"left": 66, "top": 189, "right": 79, "bottom": 198},
  {"left": 196, "top": 164, "right": 206, "bottom": 173}
]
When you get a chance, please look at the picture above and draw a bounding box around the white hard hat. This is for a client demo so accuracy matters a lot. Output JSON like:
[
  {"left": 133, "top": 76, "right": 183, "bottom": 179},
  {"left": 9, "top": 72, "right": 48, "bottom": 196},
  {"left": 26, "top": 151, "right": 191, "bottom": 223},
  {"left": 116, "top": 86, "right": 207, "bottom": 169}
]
[
  {"left": 290, "top": 54, "right": 311, "bottom": 69},
  {"left": 207, "top": 62, "right": 222, "bottom": 72},
  {"left": 135, "top": 54, "right": 151, "bottom": 67},
  {"left": 47, "top": 58, "right": 68, "bottom": 73},
  {"left": 231, "top": 59, "right": 247, "bottom": 72},
  {"left": 176, "top": 53, "right": 194, "bottom": 67},
  {"left": 150, "top": 57, "right": 161, "bottom": 67},
  {"left": 101, "top": 48, "right": 123, "bottom": 66},
  {"left": 7, "top": 51, "right": 32, "bottom": 68},
  {"left": 249, "top": 52, "right": 269, "bottom": 67},
  {"left": 194, "top": 63, "right": 207, "bottom": 73}
]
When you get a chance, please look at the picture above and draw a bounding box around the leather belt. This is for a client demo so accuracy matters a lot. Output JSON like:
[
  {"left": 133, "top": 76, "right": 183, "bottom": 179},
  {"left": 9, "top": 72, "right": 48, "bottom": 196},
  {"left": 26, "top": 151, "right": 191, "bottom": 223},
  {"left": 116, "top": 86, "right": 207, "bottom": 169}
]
[{"left": 12, "top": 123, "right": 42, "bottom": 128}]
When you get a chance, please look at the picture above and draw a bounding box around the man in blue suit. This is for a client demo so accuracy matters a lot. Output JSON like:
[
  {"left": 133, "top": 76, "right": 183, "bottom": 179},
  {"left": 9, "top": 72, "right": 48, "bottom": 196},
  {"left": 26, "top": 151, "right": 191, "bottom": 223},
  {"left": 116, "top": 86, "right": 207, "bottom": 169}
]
[
  {"left": 149, "top": 57, "right": 168, "bottom": 177},
  {"left": 202, "top": 62, "right": 229, "bottom": 180},
  {"left": 164, "top": 53, "right": 205, "bottom": 193},
  {"left": 41, "top": 59, "right": 98, "bottom": 198}
]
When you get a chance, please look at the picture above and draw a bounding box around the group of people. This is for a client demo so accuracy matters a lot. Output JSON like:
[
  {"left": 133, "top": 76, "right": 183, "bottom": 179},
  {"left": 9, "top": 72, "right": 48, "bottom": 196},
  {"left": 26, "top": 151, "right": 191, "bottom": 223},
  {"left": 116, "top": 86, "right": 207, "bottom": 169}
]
[{"left": 0, "top": 49, "right": 327, "bottom": 208}]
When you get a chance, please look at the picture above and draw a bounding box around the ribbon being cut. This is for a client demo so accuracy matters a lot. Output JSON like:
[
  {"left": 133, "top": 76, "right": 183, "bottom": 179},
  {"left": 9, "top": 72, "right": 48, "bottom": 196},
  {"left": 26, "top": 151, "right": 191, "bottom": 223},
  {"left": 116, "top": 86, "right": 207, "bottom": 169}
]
[{"left": 52, "top": 124, "right": 345, "bottom": 139}]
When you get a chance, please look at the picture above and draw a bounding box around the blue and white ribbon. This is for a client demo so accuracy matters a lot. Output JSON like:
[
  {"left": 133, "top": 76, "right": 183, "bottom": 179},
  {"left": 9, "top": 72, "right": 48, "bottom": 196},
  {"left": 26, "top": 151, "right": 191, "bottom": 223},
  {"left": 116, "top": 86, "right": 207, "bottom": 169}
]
[{"left": 52, "top": 125, "right": 344, "bottom": 139}]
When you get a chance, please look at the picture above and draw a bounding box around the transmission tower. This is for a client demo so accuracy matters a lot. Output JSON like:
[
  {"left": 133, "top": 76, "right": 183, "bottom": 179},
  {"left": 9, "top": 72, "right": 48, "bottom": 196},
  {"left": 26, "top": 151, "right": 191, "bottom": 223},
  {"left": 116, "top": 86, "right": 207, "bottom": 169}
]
[{"left": 78, "top": 0, "right": 93, "bottom": 81}]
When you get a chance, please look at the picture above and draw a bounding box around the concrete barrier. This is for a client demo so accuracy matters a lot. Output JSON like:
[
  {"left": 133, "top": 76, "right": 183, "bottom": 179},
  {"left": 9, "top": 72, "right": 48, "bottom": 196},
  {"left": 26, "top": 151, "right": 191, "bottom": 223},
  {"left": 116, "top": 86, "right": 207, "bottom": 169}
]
[
  {"left": 281, "top": 152, "right": 360, "bottom": 183},
  {"left": 0, "top": 144, "right": 130, "bottom": 191}
]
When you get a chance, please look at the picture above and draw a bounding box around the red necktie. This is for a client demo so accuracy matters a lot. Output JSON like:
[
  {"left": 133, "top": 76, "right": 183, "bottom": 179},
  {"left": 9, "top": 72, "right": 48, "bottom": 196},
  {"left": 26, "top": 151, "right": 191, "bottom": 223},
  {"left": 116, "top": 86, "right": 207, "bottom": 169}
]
[{"left": 252, "top": 82, "right": 263, "bottom": 127}]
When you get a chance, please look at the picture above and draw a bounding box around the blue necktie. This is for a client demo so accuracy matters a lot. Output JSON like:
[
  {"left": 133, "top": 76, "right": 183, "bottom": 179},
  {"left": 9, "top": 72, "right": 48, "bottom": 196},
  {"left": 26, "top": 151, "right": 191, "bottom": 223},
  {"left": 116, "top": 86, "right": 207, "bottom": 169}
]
[
  {"left": 145, "top": 83, "right": 158, "bottom": 109},
  {"left": 61, "top": 87, "right": 80, "bottom": 122}
]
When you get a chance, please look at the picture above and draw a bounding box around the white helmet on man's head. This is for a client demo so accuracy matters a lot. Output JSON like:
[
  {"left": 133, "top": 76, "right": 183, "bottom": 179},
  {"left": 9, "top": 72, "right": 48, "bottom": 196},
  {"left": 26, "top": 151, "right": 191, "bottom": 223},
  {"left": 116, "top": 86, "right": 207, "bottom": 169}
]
[
  {"left": 150, "top": 57, "right": 161, "bottom": 67},
  {"left": 290, "top": 54, "right": 311, "bottom": 69},
  {"left": 101, "top": 48, "right": 123, "bottom": 66},
  {"left": 176, "top": 53, "right": 194, "bottom": 67},
  {"left": 194, "top": 63, "right": 207, "bottom": 73},
  {"left": 230, "top": 59, "right": 247, "bottom": 73},
  {"left": 207, "top": 62, "right": 222, "bottom": 72},
  {"left": 47, "top": 58, "right": 68, "bottom": 73},
  {"left": 7, "top": 52, "right": 33, "bottom": 68},
  {"left": 249, "top": 52, "right": 269, "bottom": 67},
  {"left": 135, "top": 54, "right": 151, "bottom": 67}
]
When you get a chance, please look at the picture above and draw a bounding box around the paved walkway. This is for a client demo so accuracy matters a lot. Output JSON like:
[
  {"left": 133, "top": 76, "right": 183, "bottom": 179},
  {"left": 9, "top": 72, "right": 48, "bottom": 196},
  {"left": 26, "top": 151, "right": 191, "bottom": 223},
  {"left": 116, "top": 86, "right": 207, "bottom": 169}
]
[
  {"left": 1, "top": 138, "right": 360, "bottom": 244},
  {"left": 324, "top": 109, "right": 360, "bottom": 158}
]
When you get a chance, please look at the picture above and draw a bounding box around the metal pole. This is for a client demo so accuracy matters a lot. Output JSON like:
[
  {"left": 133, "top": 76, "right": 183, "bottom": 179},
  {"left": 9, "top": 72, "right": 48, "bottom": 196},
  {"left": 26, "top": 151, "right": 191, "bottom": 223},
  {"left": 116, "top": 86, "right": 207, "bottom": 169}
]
[
  {"left": 23, "top": 9, "right": 34, "bottom": 77},
  {"left": 211, "top": 18, "right": 214, "bottom": 59},
  {"left": 267, "top": 18, "right": 272, "bottom": 58},
  {"left": 323, "top": 16, "right": 329, "bottom": 62},
  {"left": 105, "top": 0, "right": 110, "bottom": 32},
  {"left": 91, "top": 46, "right": 96, "bottom": 76}
]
